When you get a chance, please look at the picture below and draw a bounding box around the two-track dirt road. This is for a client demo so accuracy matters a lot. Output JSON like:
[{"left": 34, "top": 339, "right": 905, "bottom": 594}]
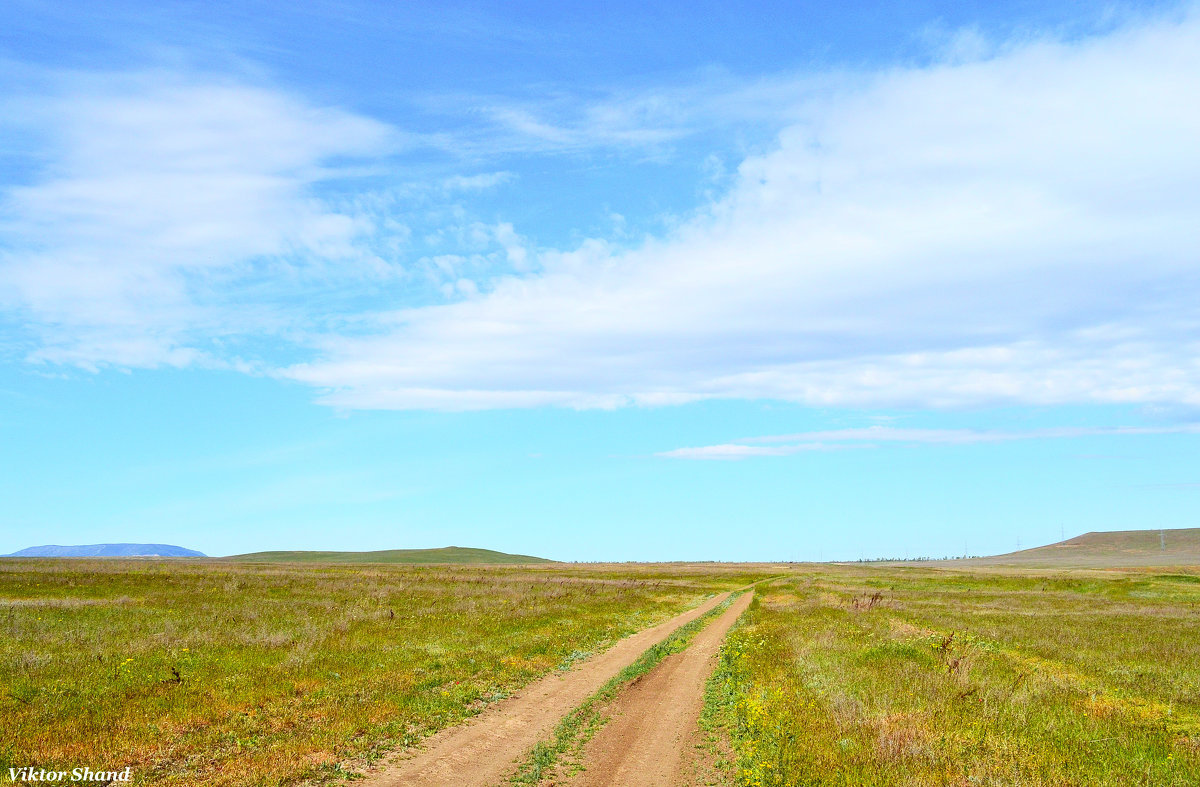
[
  {"left": 562, "top": 590, "right": 753, "bottom": 787},
  {"left": 360, "top": 590, "right": 742, "bottom": 787}
]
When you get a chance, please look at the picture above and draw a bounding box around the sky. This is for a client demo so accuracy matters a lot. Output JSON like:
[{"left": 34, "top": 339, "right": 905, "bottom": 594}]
[{"left": 1, "top": 0, "right": 1198, "bottom": 560}]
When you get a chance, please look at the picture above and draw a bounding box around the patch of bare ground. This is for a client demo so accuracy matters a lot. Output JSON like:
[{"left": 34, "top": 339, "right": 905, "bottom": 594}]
[
  {"left": 561, "top": 592, "right": 753, "bottom": 787},
  {"left": 357, "top": 592, "right": 734, "bottom": 787}
]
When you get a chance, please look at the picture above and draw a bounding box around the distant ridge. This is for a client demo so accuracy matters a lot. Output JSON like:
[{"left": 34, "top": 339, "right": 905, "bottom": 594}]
[
  {"left": 964, "top": 527, "right": 1200, "bottom": 568},
  {"left": 223, "top": 546, "right": 554, "bottom": 565},
  {"left": 4, "top": 543, "right": 206, "bottom": 558}
]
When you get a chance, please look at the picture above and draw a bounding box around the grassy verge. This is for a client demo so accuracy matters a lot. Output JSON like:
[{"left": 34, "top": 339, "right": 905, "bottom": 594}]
[
  {"left": 509, "top": 591, "right": 742, "bottom": 785},
  {"left": 705, "top": 567, "right": 1200, "bottom": 786},
  {"left": 698, "top": 616, "right": 745, "bottom": 787},
  {"left": 0, "top": 561, "right": 766, "bottom": 786}
]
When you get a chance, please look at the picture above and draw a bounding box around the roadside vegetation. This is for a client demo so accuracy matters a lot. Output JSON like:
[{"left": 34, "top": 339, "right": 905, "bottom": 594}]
[
  {"left": 705, "top": 566, "right": 1200, "bottom": 786},
  {"left": 0, "top": 559, "right": 762, "bottom": 786}
]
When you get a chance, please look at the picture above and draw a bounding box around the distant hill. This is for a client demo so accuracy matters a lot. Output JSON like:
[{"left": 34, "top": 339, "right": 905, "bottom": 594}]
[
  {"left": 223, "top": 546, "right": 554, "bottom": 565},
  {"left": 963, "top": 528, "right": 1200, "bottom": 568},
  {"left": 4, "top": 543, "right": 207, "bottom": 558}
]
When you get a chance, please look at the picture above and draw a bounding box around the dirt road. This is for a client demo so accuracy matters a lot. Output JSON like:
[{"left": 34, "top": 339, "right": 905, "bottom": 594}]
[
  {"left": 359, "top": 591, "right": 734, "bottom": 787},
  {"left": 562, "top": 591, "right": 753, "bottom": 787}
]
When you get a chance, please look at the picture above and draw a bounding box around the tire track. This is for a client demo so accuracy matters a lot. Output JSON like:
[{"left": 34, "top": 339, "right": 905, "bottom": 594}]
[
  {"left": 358, "top": 591, "right": 735, "bottom": 787},
  {"left": 561, "top": 591, "right": 752, "bottom": 787}
]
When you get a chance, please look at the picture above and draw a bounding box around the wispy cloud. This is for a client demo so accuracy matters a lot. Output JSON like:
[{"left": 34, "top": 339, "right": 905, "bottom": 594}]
[
  {"left": 286, "top": 12, "right": 1200, "bottom": 411},
  {"left": 657, "top": 442, "right": 831, "bottom": 461},
  {"left": 0, "top": 70, "right": 397, "bottom": 368},
  {"left": 659, "top": 424, "right": 1200, "bottom": 460},
  {"left": 5, "top": 12, "right": 1200, "bottom": 414},
  {"left": 440, "top": 171, "right": 515, "bottom": 192},
  {"left": 389, "top": 59, "right": 841, "bottom": 163}
]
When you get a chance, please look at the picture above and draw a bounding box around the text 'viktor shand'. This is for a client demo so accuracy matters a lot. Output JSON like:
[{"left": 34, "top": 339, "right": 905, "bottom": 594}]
[{"left": 8, "top": 767, "right": 132, "bottom": 783}]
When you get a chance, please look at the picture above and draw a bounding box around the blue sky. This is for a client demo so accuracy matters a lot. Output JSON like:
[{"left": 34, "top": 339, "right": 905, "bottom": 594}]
[{"left": 1, "top": 1, "right": 1198, "bottom": 559}]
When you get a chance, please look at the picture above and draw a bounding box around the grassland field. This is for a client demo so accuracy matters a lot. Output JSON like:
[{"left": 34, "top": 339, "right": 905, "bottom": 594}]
[
  {"left": 703, "top": 565, "right": 1200, "bottom": 786},
  {"left": 0, "top": 560, "right": 764, "bottom": 786},
  {"left": 3, "top": 558, "right": 1200, "bottom": 786}
]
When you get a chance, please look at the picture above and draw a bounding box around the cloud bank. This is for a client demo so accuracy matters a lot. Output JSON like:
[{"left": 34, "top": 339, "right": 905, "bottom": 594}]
[
  {"left": 286, "top": 12, "right": 1200, "bottom": 410},
  {"left": 4, "top": 12, "right": 1200, "bottom": 411}
]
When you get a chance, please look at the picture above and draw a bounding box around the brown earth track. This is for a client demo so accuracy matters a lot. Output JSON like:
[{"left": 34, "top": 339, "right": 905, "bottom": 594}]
[
  {"left": 562, "top": 591, "right": 753, "bottom": 787},
  {"left": 358, "top": 591, "right": 734, "bottom": 787}
]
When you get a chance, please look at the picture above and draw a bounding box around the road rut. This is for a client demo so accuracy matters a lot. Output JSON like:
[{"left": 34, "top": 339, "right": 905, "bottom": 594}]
[
  {"left": 358, "top": 591, "right": 734, "bottom": 787},
  {"left": 562, "top": 591, "right": 753, "bottom": 787}
]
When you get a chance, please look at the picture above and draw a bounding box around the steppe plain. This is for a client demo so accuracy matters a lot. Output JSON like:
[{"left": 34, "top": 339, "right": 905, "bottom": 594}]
[{"left": 3, "top": 531, "right": 1199, "bottom": 786}]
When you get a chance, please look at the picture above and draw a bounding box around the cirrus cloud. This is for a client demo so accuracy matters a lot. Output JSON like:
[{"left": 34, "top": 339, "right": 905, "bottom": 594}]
[
  {"left": 658, "top": 423, "right": 1200, "bottom": 460},
  {"left": 4, "top": 12, "right": 1200, "bottom": 413},
  {"left": 286, "top": 11, "right": 1200, "bottom": 411},
  {"left": 0, "top": 71, "right": 398, "bottom": 368}
]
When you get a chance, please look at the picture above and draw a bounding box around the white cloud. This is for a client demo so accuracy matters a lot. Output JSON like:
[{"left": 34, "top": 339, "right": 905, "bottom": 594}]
[
  {"left": 440, "top": 171, "right": 514, "bottom": 192},
  {"left": 286, "top": 12, "right": 1200, "bottom": 411},
  {"left": 660, "top": 423, "right": 1200, "bottom": 460},
  {"left": 5, "top": 14, "right": 1200, "bottom": 413},
  {"left": 657, "top": 442, "right": 831, "bottom": 460},
  {"left": 405, "top": 63, "right": 832, "bottom": 160},
  {"left": 0, "top": 72, "right": 396, "bottom": 367}
]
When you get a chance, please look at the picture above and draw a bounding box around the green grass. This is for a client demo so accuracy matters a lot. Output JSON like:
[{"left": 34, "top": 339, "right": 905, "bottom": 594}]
[
  {"left": 705, "top": 566, "right": 1200, "bottom": 786},
  {"left": 220, "top": 546, "right": 554, "bottom": 564},
  {"left": 0, "top": 560, "right": 764, "bottom": 786},
  {"left": 509, "top": 592, "right": 742, "bottom": 785},
  {"left": 11, "top": 558, "right": 1197, "bottom": 786}
]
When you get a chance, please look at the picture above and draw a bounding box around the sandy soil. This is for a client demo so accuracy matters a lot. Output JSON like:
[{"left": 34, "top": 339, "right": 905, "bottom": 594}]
[
  {"left": 358, "top": 591, "right": 734, "bottom": 787},
  {"left": 562, "top": 592, "right": 753, "bottom": 787}
]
